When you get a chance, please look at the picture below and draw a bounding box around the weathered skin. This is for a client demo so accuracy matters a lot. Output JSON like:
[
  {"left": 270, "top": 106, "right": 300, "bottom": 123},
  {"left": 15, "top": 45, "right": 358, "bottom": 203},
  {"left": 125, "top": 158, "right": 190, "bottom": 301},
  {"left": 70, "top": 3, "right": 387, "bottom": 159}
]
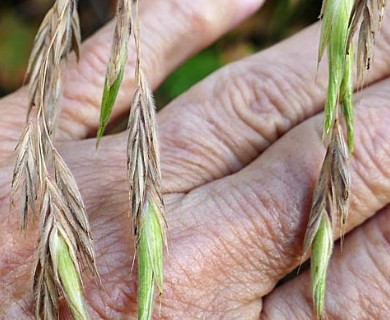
[{"left": 1, "top": 0, "right": 390, "bottom": 319}]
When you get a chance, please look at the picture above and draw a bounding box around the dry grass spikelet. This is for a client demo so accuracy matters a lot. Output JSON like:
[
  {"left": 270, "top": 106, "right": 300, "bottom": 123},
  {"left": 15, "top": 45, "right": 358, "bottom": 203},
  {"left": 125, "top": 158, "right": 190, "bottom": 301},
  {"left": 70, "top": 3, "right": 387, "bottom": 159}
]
[
  {"left": 11, "top": 122, "right": 37, "bottom": 230},
  {"left": 25, "top": 0, "right": 80, "bottom": 134},
  {"left": 347, "top": 0, "right": 388, "bottom": 84}
]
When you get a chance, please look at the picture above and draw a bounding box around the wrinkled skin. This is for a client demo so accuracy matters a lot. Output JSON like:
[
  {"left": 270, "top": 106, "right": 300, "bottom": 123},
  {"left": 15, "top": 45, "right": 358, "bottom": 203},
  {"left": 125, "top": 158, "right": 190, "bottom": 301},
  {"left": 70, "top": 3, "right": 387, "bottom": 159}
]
[{"left": 1, "top": 0, "right": 390, "bottom": 319}]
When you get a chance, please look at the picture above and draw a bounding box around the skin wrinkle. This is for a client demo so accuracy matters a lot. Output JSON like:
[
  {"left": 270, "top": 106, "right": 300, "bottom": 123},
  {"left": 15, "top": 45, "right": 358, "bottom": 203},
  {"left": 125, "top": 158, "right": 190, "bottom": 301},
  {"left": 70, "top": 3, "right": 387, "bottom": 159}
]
[
  {"left": 162, "top": 193, "right": 266, "bottom": 316},
  {"left": 224, "top": 186, "right": 271, "bottom": 274},
  {"left": 202, "top": 100, "right": 251, "bottom": 173},
  {"left": 352, "top": 106, "right": 390, "bottom": 203},
  {"left": 361, "top": 227, "right": 390, "bottom": 293},
  {"left": 211, "top": 179, "right": 285, "bottom": 285},
  {"left": 236, "top": 177, "right": 302, "bottom": 274},
  {"left": 160, "top": 103, "right": 243, "bottom": 190}
]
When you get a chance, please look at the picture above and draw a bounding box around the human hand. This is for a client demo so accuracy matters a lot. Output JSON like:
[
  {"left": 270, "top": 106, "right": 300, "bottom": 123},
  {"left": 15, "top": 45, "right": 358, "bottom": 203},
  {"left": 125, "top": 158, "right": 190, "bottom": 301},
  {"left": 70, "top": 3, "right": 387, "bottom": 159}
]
[{"left": 1, "top": 0, "right": 390, "bottom": 319}]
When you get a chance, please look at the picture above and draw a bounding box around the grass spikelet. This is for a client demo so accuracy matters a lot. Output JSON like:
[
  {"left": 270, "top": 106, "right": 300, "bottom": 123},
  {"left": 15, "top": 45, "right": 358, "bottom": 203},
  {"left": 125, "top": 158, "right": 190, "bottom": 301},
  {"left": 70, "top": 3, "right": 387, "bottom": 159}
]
[
  {"left": 138, "top": 203, "right": 164, "bottom": 320},
  {"left": 311, "top": 214, "right": 333, "bottom": 319},
  {"left": 11, "top": 122, "right": 37, "bottom": 229},
  {"left": 51, "top": 229, "right": 89, "bottom": 319},
  {"left": 29, "top": 144, "right": 98, "bottom": 320},
  {"left": 97, "top": 0, "right": 132, "bottom": 144},
  {"left": 347, "top": 0, "right": 388, "bottom": 84},
  {"left": 319, "top": 0, "right": 354, "bottom": 136},
  {"left": 127, "top": 79, "right": 166, "bottom": 320},
  {"left": 34, "top": 174, "right": 95, "bottom": 320},
  {"left": 303, "top": 119, "right": 350, "bottom": 319},
  {"left": 25, "top": 0, "right": 80, "bottom": 133}
]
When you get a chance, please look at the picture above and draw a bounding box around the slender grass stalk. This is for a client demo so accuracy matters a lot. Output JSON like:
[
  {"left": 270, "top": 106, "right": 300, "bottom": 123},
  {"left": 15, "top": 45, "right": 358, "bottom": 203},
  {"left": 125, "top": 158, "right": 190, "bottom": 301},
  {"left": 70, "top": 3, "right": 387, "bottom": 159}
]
[
  {"left": 97, "top": 1, "right": 166, "bottom": 319},
  {"left": 12, "top": 1, "right": 98, "bottom": 318}
]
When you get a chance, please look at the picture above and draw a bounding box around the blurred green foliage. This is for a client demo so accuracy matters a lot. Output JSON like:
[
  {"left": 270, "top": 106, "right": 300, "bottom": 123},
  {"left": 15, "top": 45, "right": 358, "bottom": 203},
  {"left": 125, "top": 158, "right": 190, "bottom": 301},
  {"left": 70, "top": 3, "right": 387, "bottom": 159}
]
[
  {"left": 157, "top": 46, "right": 223, "bottom": 102},
  {"left": 0, "top": 0, "right": 321, "bottom": 101},
  {"left": 0, "top": 11, "right": 34, "bottom": 95}
]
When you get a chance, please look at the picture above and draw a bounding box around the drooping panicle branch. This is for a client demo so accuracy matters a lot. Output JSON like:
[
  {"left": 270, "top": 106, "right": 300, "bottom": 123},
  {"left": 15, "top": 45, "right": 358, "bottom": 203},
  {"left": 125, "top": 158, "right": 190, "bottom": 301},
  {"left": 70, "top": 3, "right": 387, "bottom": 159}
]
[
  {"left": 306, "top": 0, "right": 388, "bottom": 318},
  {"left": 12, "top": 1, "right": 98, "bottom": 319},
  {"left": 128, "top": 2, "right": 166, "bottom": 319}
]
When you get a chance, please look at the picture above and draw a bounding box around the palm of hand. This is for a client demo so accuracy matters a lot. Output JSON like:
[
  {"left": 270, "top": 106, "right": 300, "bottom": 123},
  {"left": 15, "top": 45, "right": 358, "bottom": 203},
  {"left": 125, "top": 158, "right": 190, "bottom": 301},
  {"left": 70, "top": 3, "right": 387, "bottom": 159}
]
[{"left": 1, "top": 1, "right": 390, "bottom": 319}]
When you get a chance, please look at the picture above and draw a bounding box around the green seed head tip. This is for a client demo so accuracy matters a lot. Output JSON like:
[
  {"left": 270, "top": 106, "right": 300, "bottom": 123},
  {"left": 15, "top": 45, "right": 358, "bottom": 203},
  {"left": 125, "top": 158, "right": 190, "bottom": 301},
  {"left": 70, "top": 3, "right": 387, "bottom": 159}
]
[
  {"left": 311, "top": 214, "right": 333, "bottom": 320},
  {"left": 138, "top": 202, "right": 165, "bottom": 320},
  {"left": 51, "top": 230, "right": 90, "bottom": 320},
  {"left": 320, "top": 0, "right": 354, "bottom": 139},
  {"left": 97, "top": 48, "right": 128, "bottom": 145}
]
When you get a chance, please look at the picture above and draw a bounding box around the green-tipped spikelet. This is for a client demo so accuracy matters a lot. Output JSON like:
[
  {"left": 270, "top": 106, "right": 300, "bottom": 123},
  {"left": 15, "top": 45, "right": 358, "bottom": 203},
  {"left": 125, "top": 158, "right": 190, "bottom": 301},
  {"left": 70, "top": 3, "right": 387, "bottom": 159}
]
[
  {"left": 311, "top": 214, "right": 333, "bottom": 319},
  {"left": 97, "top": 0, "right": 132, "bottom": 144},
  {"left": 127, "top": 76, "right": 166, "bottom": 320},
  {"left": 50, "top": 229, "right": 89, "bottom": 320},
  {"left": 303, "top": 119, "right": 350, "bottom": 319},
  {"left": 138, "top": 202, "right": 164, "bottom": 320},
  {"left": 319, "top": 0, "right": 354, "bottom": 137}
]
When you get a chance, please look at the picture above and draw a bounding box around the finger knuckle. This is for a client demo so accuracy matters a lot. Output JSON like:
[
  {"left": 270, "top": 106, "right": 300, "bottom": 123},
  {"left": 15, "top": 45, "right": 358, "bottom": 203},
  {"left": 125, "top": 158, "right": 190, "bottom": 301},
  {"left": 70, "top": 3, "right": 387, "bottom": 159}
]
[
  {"left": 217, "top": 56, "right": 315, "bottom": 149},
  {"left": 353, "top": 103, "right": 390, "bottom": 204}
]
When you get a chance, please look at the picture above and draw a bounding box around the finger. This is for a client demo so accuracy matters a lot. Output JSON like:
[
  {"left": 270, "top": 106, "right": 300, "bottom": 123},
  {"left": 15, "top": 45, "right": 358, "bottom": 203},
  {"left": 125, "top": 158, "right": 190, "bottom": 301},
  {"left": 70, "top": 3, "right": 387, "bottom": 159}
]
[
  {"left": 261, "top": 205, "right": 390, "bottom": 320},
  {"left": 156, "top": 7, "right": 390, "bottom": 192},
  {"left": 156, "top": 78, "right": 390, "bottom": 315},
  {"left": 0, "top": 0, "right": 263, "bottom": 142}
]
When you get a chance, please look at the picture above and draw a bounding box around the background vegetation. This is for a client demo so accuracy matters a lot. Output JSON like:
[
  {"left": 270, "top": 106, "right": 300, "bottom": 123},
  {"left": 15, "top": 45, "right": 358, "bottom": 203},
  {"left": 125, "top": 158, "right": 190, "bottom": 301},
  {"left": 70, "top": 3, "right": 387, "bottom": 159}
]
[{"left": 0, "top": 0, "right": 322, "bottom": 103}]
